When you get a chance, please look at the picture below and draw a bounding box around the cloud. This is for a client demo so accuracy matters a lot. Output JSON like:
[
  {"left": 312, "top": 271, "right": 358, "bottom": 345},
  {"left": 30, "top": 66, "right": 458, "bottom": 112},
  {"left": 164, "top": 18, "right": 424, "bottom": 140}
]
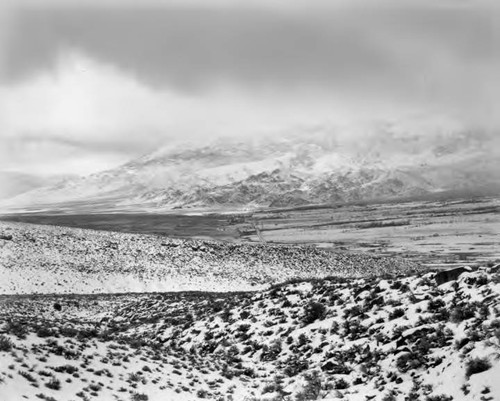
[
  {"left": 3, "top": 3, "right": 498, "bottom": 124},
  {"left": 0, "top": 51, "right": 365, "bottom": 175},
  {"left": 0, "top": 52, "right": 176, "bottom": 175},
  {"left": 0, "top": 1, "right": 498, "bottom": 176}
]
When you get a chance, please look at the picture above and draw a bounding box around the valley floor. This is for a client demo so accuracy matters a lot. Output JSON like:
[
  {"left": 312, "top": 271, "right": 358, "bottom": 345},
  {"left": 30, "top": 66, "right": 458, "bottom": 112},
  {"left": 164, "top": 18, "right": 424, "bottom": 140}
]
[
  {"left": 3, "top": 195, "right": 499, "bottom": 270},
  {"left": 241, "top": 196, "right": 500, "bottom": 269}
]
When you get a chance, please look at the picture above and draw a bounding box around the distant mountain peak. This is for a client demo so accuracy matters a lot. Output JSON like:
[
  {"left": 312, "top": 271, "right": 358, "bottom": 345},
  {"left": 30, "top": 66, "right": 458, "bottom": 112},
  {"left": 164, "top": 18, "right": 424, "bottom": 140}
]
[{"left": 1, "top": 121, "right": 498, "bottom": 213}]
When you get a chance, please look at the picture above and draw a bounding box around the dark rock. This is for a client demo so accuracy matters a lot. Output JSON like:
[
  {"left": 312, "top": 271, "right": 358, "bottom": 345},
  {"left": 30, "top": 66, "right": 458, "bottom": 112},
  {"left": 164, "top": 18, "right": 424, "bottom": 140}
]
[
  {"left": 0, "top": 234, "right": 13, "bottom": 241},
  {"left": 489, "top": 263, "right": 500, "bottom": 273},
  {"left": 435, "top": 266, "right": 472, "bottom": 285},
  {"left": 321, "top": 360, "right": 350, "bottom": 374},
  {"left": 455, "top": 337, "right": 470, "bottom": 350},
  {"left": 321, "top": 361, "right": 336, "bottom": 371},
  {"left": 431, "top": 357, "right": 443, "bottom": 367}
]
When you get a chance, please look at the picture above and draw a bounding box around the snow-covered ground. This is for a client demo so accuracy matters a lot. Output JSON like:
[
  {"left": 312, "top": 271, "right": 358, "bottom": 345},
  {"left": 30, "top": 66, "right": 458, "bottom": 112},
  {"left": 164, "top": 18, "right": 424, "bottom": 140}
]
[
  {"left": 0, "top": 221, "right": 419, "bottom": 294},
  {"left": 1, "top": 266, "right": 499, "bottom": 400}
]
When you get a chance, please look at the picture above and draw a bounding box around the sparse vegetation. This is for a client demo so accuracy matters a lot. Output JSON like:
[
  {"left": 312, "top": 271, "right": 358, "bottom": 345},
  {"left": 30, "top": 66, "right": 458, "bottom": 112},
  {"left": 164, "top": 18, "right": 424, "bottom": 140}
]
[
  {"left": 302, "top": 302, "right": 327, "bottom": 325},
  {"left": 45, "top": 377, "right": 61, "bottom": 390},
  {"left": 0, "top": 334, "right": 13, "bottom": 352},
  {"left": 0, "top": 220, "right": 499, "bottom": 401}
]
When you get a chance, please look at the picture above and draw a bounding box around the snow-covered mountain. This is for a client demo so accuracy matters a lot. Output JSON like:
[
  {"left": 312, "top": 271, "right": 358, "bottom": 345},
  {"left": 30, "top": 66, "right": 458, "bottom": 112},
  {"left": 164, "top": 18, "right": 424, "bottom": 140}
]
[{"left": 2, "top": 121, "right": 499, "bottom": 212}]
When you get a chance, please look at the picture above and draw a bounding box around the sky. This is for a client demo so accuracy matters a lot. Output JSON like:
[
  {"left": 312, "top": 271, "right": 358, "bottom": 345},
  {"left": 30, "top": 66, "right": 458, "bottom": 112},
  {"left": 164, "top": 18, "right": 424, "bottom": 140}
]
[{"left": 0, "top": 0, "right": 498, "bottom": 177}]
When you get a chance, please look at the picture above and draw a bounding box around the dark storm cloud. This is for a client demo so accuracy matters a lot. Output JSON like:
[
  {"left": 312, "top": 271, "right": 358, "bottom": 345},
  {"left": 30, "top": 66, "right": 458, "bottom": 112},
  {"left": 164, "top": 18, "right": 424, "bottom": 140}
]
[
  {"left": 1, "top": 1, "right": 499, "bottom": 177},
  {"left": 4, "top": 4, "right": 498, "bottom": 96}
]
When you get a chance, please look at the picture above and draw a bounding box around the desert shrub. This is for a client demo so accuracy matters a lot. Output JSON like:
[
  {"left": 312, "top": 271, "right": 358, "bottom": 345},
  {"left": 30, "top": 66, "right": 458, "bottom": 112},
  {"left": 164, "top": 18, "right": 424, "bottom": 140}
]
[
  {"left": 35, "top": 395, "right": 58, "bottom": 401},
  {"left": 429, "top": 325, "right": 454, "bottom": 348},
  {"left": 418, "top": 276, "right": 434, "bottom": 287},
  {"left": 389, "top": 308, "right": 405, "bottom": 320},
  {"left": 382, "top": 390, "right": 398, "bottom": 401},
  {"left": 262, "top": 382, "right": 281, "bottom": 394},
  {"left": 128, "top": 372, "right": 142, "bottom": 383},
  {"left": 426, "top": 395, "right": 453, "bottom": 401},
  {"left": 130, "top": 393, "right": 149, "bottom": 401},
  {"left": 88, "top": 383, "right": 102, "bottom": 392},
  {"left": 0, "top": 335, "right": 13, "bottom": 352},
  {"left": 298, "top": 333, "right": 310, "bottom": 347},
  {"left": 261, "top": 340, "right": 282, "bottom": 362},
  {"left": 53, "top": 365, "right": 78, "bottom": 374},
  {"left": 126, "top": 337, "right": 148, "bottom": 349},
  {"left": 343, "top": 319, "right": 366, "bottom": 341},
  {"left": 478, "top": 304, "right": 490, "bottom": 319},
  {"left": 36, "top": 326, "right": 55, "bottom": 338},
  {"left": 59, "top": 326, "right": 78, "bottom": 337},
  {"left": 241, "top": 367, "right": 256, "bottom": 378},
  {"left": 465, "top": 357, "right": 491, "bottom": 377},
  {"left": 295, "top": 371, "right": 322, "bottom": 401},
  {"left": 414, "top": 337, "right": 432, "bottom": 356},
  {"left": 283, "top": 355, "right": 309, "bottom": 377},
  {"left": 334, "top": 378, "right": 349, "bottom": 390},
  {"left": 302, "top": 302, "right": 327, "bottom": 325},
  {"left": 428, "top": 298, "right": 445, "bottom": 312},
  {"left": 5, "top": 320, "right": 28, "bottom": 339},
  {"left": 226, "top": 345, "right": 241, "bottom": 364},
  {"left": 449, "top": 304, "right": 476, "bottom": 323},
  {"left": 220, "top": 308, "right": 232, "bottom": 322},
  {"left": 465, "top": 327, "right": 484, "bottom": 342},
  {"left": 76, "top": 328, "right": 99, "bottom": 340},
  {"left": 344, "top": 305, "right": 363, "bottom": 319},
  {"left": 396, "top": 352, "right": 422, "bottom": 372},
  {"left": 19, "top": 370, "right": 37, "bottom": 383},
  {"left": 391, "top": 325, "right": 408, "bottom": 340},
  {"left": 45, "top": 377, "right": 61, "bottom": 390}
]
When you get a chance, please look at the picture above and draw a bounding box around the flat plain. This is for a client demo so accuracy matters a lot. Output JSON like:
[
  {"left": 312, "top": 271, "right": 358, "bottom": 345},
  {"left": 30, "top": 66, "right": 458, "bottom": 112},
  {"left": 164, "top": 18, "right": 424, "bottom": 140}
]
[
  {"left": 3, "top": 195, "right": 498, "bottom": 269},
  {"left": 239, "top": 196, "right": 500, "bottom": 269}
]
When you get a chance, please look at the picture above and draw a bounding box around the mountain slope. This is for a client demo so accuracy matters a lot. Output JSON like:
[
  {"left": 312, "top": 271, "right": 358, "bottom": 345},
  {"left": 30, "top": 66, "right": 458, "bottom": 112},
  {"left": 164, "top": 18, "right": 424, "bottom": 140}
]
[{"left": 2, "top": 122, "right": 499, "bottom": 212}]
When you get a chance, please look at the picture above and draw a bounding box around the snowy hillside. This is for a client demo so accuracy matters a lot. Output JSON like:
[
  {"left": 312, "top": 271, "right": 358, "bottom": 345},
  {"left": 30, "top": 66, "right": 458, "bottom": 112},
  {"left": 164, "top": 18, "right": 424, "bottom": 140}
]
[
  {"left": 1, "top": 265, "right": 499, "bottom": 400},
  {"left": 0, "top": 221, "right": 419, "bottom": 294},
  {"left": 1, "top": 122, "right": 499, "bottom": 211}
]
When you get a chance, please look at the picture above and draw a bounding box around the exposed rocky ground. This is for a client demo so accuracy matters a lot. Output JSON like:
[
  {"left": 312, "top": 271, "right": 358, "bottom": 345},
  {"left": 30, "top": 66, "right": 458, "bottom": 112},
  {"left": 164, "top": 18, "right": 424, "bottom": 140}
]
[
  {"left": 0, "top": 222, "right": 419, "bottom": 294},
  {"left": 0, "top": 266, "right": 499, "bottom": 400}
]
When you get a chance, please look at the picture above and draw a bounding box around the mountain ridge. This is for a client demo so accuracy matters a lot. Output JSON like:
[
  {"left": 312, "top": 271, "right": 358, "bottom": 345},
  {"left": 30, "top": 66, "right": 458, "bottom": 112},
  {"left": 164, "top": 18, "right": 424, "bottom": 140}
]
[{"left": 1, "top": 122, "right": 499, "bottom": 213}]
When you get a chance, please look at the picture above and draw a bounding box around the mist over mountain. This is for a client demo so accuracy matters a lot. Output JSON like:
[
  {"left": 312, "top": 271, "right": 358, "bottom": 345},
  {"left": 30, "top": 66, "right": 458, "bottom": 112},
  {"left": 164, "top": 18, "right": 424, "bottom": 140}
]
[
  {"left": 0, "top": 172, "right": 77, "bottom": 200},
  {"left": 2, "top": 121, "right": 499, "bottom": 213}
]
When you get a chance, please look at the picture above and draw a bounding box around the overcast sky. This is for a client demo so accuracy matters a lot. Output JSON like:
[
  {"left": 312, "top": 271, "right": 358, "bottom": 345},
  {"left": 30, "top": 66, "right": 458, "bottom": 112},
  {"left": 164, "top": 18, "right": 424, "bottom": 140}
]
[{"left": 0, "top": 0, "right": 498, "bottom": 176}]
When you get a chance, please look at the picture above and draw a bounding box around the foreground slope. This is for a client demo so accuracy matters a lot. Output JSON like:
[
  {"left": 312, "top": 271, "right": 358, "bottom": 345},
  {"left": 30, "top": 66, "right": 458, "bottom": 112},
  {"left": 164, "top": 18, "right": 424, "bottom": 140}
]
[
  {"left": 0, "top": 267, "right": 499, "bottom": 400},
  {"left": 0, "top": 221, "right": 419, "bottom": 294}
]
